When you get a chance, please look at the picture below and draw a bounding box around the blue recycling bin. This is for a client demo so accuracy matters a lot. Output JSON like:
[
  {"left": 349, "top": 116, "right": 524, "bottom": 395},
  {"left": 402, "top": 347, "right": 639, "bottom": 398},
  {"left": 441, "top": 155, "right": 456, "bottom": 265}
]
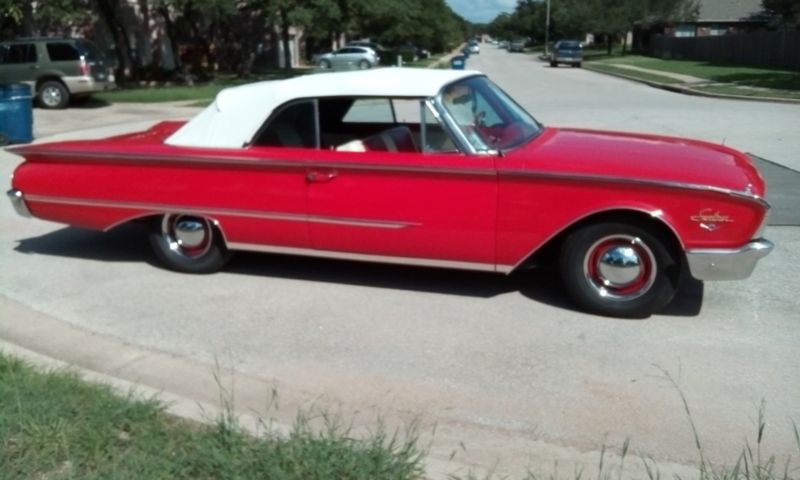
[
  {"left": 0, "top": 83, "right": 34, "bottom": 145},
  {"left": 450, "top": 55, "right": 466, "bottom": 70}
]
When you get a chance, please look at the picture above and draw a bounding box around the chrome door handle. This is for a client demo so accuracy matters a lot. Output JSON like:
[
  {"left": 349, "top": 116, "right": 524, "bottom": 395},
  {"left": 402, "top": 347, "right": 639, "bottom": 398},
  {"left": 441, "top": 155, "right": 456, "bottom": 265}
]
[{"left": 306, "top": 169, "right": 337, "bottom": 182}]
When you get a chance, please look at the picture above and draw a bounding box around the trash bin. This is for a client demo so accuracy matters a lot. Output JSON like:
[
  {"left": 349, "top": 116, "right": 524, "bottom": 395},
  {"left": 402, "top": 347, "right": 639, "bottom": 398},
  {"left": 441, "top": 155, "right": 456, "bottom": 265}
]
[
  {"left": 0, "top": 83, "right": 34, "bottom": 146},
  {"left": 450, "top": 55, "right": 466, "bottom": 70}
]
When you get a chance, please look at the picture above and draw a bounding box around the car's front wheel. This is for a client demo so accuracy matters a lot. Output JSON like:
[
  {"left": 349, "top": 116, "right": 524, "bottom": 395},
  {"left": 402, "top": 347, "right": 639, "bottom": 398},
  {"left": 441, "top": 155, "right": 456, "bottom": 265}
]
[
  {"left": 550, "top": 61, "right": 557, "bottom": 67},
  {"left": 559, "top": 222, "right": 680, "bottom": 318},
  {"left": 38, "top": 81, "right": 70, "bottom": 109},
  {"left": 148, "top": 214, "right": 231, "bottom": 273},
  {"left": 318, "top": 59, "right": 331, "bottom": 69}
]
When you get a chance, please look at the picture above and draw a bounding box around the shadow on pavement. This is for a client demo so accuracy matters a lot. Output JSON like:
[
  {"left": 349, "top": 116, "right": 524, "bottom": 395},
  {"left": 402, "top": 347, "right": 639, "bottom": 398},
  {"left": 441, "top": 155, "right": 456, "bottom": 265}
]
[
  {"left": 14, "top": 224, "right": 703, "bottom": 318},
  {"left": 14, "top": 224, "right": 156, "bottom": 265}
]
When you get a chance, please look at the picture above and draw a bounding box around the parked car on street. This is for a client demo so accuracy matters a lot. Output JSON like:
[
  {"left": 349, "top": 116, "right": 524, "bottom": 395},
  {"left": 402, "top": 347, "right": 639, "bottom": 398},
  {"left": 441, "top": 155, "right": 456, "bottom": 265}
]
[
  {"left": 7, "top": 68, "right": 773, "bottom": 318},
  {"left": 467, "top": 41, "right": 480, "bottom": 54},
  {"left": 316, "top": 46, "right": 379, "bottom": 69},
  {"left": 509, "top": 40, "right": 526, "bottom": 52},
  {"left": 550, "top": 40, "right": 583, "bottom": 67},
  {"left": 0, "top": 37, "right": 114, "bottom": 109}
]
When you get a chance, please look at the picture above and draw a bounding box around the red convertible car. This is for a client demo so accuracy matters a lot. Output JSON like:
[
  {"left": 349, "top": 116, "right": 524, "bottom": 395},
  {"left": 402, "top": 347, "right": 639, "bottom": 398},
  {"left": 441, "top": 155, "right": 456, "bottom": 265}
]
[{"left": 7, "top": 68, "right": 772, "bottom": 317}]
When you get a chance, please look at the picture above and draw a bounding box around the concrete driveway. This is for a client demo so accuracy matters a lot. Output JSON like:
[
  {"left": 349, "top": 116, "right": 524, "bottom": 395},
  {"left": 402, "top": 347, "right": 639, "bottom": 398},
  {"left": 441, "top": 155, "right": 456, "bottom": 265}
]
[{"left": 2, "top": 48, "right": 799, "bottom": 478}]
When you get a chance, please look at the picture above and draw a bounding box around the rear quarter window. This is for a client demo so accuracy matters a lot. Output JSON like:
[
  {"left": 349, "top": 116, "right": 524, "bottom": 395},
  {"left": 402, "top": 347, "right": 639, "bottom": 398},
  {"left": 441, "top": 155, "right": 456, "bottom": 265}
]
[
  {"left": 0, "top": 43, "right": 37, "bottom": 64},
  {"left": 46, "top": 43, "right": 81, "bottom": 61}
]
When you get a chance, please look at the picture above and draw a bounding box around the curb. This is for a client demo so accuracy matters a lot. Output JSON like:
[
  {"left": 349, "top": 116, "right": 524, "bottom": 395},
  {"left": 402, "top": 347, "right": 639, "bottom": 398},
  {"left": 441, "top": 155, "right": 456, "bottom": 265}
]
[{"left": 582, "top": 64, "right": 800, "bottom": 105}]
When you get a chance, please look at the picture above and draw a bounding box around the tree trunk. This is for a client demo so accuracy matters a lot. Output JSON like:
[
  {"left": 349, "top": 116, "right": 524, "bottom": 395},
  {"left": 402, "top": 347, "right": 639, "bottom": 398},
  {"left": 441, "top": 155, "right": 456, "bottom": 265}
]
[
  {"left": 158, "top": 6, "right": 182, "bottom": 72},
  {"left": 94, "top": 0, "right": 135, "bottom": 83},
  {"left": 606, "top": 34, "right": 612, "bottom": 55},
  {"left": 279, "top": 7, "right": 292, "bottom": 70}
]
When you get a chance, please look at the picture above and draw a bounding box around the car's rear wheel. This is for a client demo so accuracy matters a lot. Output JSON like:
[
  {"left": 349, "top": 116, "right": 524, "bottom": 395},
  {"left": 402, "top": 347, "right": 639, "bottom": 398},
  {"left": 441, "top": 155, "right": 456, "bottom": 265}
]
[
  {"left": 559, "top": 222, "right": 680, "bottom": 318},
  {"left": 148, "top": 214, "right": 231, "bottom": 273},
  {"left": 38, "top": 81, "right": 69, "bottom": 109},
  {"left": 550, "top": 61, "right": 557, "bottom": 67},
  {"left": 318, "top": 59, "right": 331, "bottom": 69},
  {"left": 358, "top": 59, "right": 371, "bottom": 69}
]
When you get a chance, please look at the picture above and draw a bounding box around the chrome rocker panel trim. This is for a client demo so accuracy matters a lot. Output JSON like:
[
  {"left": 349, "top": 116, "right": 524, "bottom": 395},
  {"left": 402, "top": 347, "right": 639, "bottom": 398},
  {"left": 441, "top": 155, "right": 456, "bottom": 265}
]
[
  {"left": 227, "top": 242, "right": 506, "bottom": 273},
  {"left": 686, "top": 238, "right": 774, "bottom": 281},
  {"left": 7, "top": 189, "right": 32, "bottom": 218}
]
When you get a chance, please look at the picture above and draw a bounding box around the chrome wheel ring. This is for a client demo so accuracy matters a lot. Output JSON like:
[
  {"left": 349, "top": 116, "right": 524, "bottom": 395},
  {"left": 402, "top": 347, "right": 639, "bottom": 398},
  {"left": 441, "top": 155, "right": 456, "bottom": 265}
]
[
  {"left": 583, "top": 235, "right": 657, "bottom": 300},
  {"left": 161, "top": 215, "right": 213, "bottom": 258}
]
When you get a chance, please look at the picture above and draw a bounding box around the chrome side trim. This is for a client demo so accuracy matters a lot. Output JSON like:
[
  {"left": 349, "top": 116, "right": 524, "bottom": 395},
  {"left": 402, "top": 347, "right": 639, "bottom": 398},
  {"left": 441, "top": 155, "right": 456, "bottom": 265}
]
[
  {"left": 15, "top": 149, "right": 495, "bottom": 177},
  {"left": 501, "top": 170, "right": 770, "bottom": 209},
  {"left": 686, "top": 238, "right": 773, "bottom": 281},
  {"left": 227, "top": 242, "right": 500, "bottom": 272},
  {"left": 21, "top": 194, "right": 420, "bottom": 230},
  {"left": 7, "top": 189, "right": 32, "bottom": 218}
]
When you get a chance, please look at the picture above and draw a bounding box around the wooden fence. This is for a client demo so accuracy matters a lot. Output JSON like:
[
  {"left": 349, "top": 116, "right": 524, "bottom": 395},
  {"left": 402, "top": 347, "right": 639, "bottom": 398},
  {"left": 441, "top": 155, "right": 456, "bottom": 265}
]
[{"left": 646, "top": 30, "right": 800, "bottom": 70}]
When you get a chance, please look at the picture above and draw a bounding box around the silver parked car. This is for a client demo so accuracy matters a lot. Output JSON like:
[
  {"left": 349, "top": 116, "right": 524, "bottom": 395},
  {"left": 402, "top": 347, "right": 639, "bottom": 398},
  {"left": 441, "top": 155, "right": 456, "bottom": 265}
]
[{"left": 316, "top": 46, "right": 379, "bottom": 70}]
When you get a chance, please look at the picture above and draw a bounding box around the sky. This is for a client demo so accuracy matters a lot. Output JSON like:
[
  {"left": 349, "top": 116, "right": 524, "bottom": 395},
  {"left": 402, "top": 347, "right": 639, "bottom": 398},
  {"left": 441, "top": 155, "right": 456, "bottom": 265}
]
[{"left": 445, "top": 0, "right": 517, "bottom": 23}]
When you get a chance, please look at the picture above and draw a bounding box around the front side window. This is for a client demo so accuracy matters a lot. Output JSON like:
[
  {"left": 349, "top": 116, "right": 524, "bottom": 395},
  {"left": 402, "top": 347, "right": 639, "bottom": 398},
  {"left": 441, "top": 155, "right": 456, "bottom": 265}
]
[
  {"left": 438, "top": 76, "right": 542, "bottom": 152},
  {"left": 46, "top": 43, "right": 81, "bottom": 61}
]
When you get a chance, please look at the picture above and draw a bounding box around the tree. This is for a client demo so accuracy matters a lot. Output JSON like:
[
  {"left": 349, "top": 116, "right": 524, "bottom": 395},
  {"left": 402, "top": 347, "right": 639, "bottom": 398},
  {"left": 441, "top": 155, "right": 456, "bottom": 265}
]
[{"left": 762, "top": 0, "right": 800, "bottom": 26}]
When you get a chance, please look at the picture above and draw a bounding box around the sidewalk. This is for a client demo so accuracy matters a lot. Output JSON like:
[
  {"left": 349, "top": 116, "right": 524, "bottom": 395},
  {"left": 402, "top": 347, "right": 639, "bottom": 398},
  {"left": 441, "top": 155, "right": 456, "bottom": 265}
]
[{"left": 584, "top": 62, "right": 800, "bottom": 104}]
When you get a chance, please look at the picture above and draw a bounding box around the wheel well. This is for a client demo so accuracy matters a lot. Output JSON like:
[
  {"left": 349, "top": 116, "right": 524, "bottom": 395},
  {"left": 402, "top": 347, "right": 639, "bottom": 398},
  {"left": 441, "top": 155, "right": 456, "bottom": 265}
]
[
  {"left": 133, "top": 213, "right": 230, "bottom": 247},
  {"left": 36, "top": 76, "right": 67, "bottom": 92},
  {"left": 519, "top": 210, "right": 683, "bottom": 271}
]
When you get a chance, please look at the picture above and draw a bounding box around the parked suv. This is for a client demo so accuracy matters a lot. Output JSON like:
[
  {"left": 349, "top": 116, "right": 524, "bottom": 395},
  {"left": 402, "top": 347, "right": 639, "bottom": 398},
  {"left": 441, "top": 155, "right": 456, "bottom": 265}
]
[
  {"left": 316, "top": 46, "right": 379, "bottom": 70},
  {"left": 0, "top": 37, "right": 115, "bottom": 109}
]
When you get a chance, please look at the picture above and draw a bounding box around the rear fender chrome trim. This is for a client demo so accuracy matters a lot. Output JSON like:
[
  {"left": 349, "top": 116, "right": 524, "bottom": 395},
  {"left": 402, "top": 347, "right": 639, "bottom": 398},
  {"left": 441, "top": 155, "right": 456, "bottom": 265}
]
[
  {"left": 20, "top": 194, "right": 420, "bottom": 230},
  {"left": 13, "top": 149, "right": 495, "bottom": 178},
  {"left": 227, "top": 242, "right": 502, "bottom": 273}
]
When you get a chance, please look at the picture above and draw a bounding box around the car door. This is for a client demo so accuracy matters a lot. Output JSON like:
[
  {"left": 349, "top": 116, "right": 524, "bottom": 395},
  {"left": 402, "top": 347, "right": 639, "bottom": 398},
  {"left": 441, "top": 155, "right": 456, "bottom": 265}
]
[
  {"left": 306, "top": 98, "right": 498, "bottom": 269},
  {"left": 228, "top": 100, "right": 319, "bottom": 250},
  {"left": 331, "top": 48, "right": 350, "bottom": 68}
]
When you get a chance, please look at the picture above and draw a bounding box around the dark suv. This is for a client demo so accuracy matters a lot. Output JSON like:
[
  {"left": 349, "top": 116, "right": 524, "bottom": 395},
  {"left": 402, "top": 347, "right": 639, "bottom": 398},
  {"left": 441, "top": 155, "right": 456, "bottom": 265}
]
[
  {"left": 550, "top": 40, "right": 583, "bottom": 68},
  {"left": 0, "top": 37, "right": 115, "bottom": 109}
]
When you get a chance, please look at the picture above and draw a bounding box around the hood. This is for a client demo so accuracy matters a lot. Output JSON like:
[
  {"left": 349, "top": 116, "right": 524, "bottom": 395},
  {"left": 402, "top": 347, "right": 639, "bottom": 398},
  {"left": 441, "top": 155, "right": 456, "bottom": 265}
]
[{"left": 511, "top": 128, "right": 765, "bottom": 198}]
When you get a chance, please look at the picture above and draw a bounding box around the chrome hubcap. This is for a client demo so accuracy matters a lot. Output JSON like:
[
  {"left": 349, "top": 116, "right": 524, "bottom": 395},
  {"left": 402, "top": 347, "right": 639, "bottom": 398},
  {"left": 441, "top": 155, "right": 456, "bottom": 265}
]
[
  {"left": 583, "top": 235, "right": 656, "bottom": 300},
  {"left": 162, "top": 215, "right": 212, "bottom": 258},
  {"left": 42, "top": 86, "right": 62, "bottom": 106}
]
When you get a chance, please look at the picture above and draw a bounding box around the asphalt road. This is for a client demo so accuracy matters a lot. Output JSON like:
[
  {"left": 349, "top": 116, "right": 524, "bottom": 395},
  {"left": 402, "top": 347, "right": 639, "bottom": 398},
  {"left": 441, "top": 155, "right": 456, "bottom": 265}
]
[{"left": 2, "top": 47, "right": 799, "bottom": 478}]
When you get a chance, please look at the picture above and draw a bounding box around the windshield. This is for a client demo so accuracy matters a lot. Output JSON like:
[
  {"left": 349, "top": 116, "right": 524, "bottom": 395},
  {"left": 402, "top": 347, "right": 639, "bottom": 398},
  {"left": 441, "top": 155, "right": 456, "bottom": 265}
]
[{"left": 438, "top": 76, "right": 542, "bottom": 152}]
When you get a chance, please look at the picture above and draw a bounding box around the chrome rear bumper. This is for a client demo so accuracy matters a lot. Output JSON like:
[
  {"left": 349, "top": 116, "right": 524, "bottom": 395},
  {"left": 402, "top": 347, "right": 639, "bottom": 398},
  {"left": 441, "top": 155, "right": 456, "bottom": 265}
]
[
  {"left": 686, "top": 239, "right": 774, "bottom": 281},
  {"left": 7, "top": 189, "right": 32, "bottom": 218}
]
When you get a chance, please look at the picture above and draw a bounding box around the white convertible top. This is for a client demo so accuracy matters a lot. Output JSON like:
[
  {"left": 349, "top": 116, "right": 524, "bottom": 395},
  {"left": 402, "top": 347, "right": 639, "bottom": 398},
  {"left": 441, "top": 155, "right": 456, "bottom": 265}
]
[{"left": 165, "top": 67, "right": 482, "bottom": 148}]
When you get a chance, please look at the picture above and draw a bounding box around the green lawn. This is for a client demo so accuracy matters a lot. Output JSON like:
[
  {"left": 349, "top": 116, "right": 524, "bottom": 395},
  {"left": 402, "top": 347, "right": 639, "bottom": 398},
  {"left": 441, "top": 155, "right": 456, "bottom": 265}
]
[
  {"left": 584, "top": 63, "right": 685, "bottom": 85},
  {"left": 0, "top": 354, "right": 424, "bottom": 479},
  {"left": 590, "top": 54, "right": 800, "bottom": 93}
]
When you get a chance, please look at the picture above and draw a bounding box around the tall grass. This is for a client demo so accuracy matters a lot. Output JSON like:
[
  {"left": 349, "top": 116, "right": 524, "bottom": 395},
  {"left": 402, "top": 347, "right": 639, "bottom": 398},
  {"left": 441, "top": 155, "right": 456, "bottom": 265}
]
[{"left": 0, "top": 353, "right": 425, "bottom": 479}]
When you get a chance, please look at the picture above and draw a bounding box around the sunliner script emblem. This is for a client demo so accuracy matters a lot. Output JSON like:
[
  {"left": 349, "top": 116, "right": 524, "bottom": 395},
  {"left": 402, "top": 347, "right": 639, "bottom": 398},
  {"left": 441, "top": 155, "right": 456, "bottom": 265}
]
[{"left": 691, "top": 209, "right": 734, "bottom": 231}]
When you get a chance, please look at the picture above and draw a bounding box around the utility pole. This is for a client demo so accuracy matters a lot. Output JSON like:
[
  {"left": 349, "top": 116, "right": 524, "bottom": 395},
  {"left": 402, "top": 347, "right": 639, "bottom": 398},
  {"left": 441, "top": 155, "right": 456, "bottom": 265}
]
[{"left": 544, "top": 0, "right": 551, "bottom": 55}]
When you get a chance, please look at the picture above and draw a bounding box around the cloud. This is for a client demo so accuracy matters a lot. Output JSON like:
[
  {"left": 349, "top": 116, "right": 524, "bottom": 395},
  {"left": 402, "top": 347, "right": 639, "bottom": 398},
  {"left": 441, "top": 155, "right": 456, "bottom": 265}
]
[{"left": 446, "top": 0, "right": 517, "bottom": 23}]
